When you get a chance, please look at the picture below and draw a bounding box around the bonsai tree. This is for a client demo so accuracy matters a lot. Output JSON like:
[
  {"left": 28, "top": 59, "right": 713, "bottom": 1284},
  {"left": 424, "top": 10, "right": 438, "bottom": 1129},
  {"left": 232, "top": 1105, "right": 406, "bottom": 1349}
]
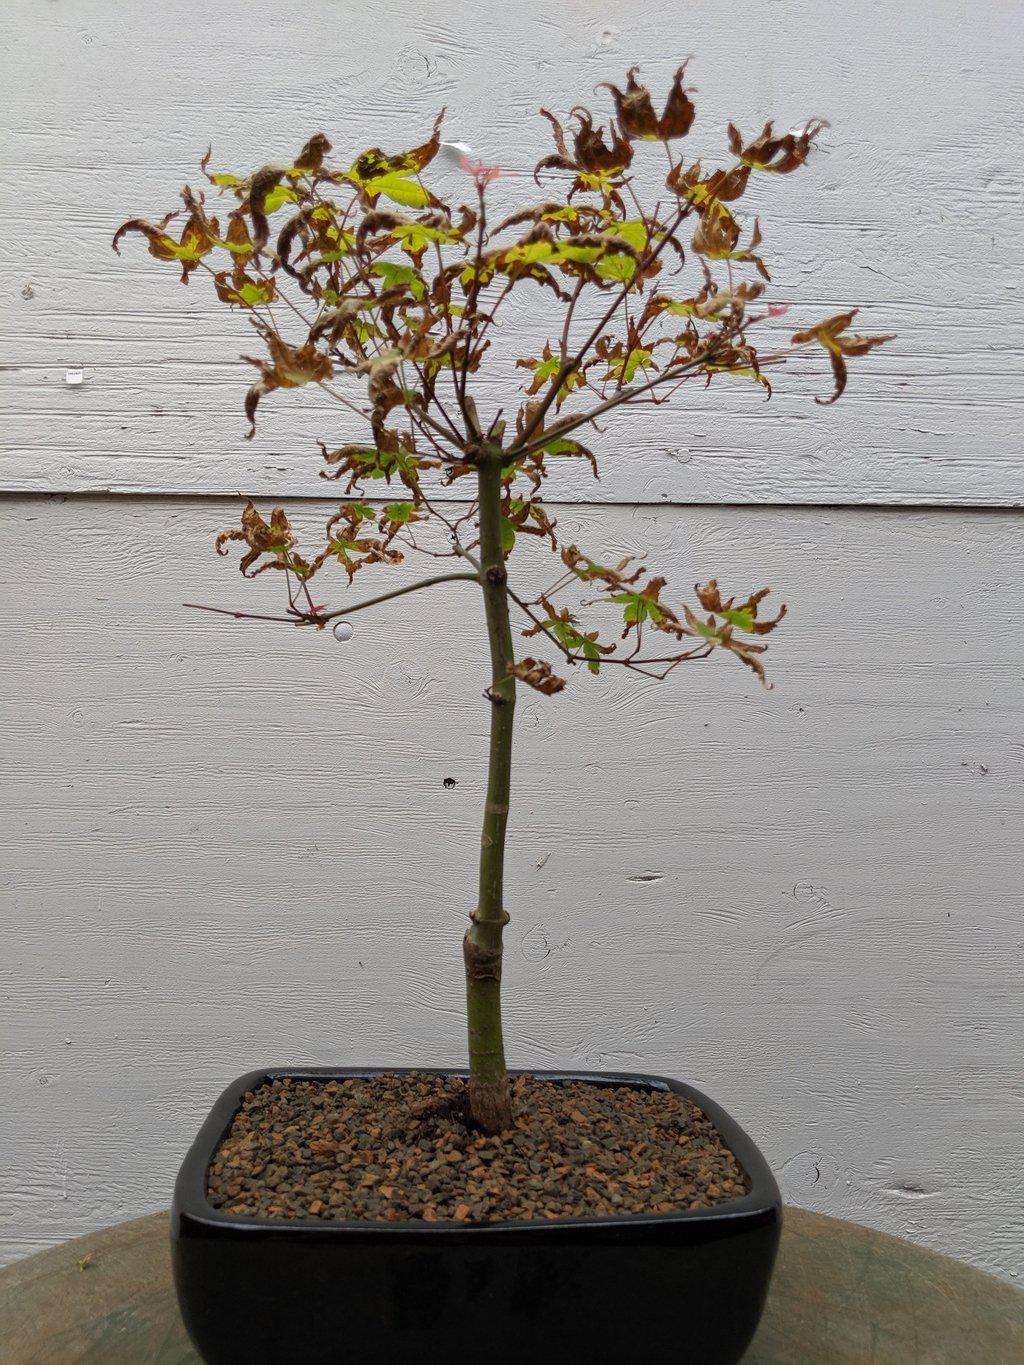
[{"left": 114, "top": 65, "right": 890, "bottom": 1134}]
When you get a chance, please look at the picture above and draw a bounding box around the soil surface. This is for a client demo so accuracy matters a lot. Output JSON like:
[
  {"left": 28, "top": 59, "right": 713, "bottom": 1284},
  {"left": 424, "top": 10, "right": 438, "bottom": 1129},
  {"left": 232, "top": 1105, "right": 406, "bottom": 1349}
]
[{"left": 207, "top": 1074, "right": 749, "bottom": 1224}]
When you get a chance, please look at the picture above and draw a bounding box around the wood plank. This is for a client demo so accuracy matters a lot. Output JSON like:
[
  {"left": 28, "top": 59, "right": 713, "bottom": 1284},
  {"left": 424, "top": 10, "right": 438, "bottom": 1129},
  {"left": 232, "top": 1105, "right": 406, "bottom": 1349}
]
[
  {"left": 1, "top": 495, "right": 1021, "bottom": 1284},
  {"left": 1, "top": 0, "right": 1022, "bottom": 502}
]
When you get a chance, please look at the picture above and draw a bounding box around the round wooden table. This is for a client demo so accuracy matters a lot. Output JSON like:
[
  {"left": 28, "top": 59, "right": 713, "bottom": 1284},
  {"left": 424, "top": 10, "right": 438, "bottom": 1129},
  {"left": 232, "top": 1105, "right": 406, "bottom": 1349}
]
[{"left": 1, "top": 1208, "right": 1020, "bottom": 1363}]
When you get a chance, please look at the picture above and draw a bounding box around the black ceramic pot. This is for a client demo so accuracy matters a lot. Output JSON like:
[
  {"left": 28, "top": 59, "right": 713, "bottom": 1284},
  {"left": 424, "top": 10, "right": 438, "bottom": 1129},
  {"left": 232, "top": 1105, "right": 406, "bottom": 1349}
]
[{"left": 171, "top": 1067, "right": 781, "bottom": 1364}]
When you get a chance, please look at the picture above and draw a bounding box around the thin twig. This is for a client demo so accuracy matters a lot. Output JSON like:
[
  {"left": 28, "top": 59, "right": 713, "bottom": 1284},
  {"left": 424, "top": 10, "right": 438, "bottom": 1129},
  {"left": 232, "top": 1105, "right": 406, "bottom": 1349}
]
[{"left": 185, "top": 570, "right": 480, "bottom": 628}]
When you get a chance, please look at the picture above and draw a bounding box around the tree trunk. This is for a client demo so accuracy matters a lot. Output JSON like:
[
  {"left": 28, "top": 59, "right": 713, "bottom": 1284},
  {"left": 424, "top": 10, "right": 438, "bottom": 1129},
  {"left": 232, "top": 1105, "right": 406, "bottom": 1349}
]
[{"left": 463, "top": 445, "right": 515, "bottom": 1133}]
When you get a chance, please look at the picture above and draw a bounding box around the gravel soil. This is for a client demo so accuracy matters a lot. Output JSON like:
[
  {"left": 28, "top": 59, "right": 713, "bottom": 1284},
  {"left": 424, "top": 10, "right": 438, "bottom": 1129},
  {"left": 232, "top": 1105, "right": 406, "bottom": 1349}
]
[{"left": 207, "top": 1074, "right": 749, "bottom": 1224}]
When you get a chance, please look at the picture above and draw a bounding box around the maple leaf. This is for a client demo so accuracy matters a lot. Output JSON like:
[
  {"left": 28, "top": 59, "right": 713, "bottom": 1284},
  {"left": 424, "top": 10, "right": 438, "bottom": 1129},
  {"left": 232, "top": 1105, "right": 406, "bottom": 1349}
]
[
  {"left": 727, "top": 119, "right": 829, "bottom": 174},
  {"left": 241, "top": 327, "right": 333, "bottom": 438},
  {"left": 601, "top": 64, "right": 696, "bottom": 141},
  {"left": 510, "top": 658, "right": 567, "bottom": 694},
  {"left": 215, "top": 500, "right": 296, "bottom": 577},
  {"left": 791, "top": 311, "right": 894, "bottom": 403},
  {"left": 112, "top": 186, "right": 219, "bottom": 282}
]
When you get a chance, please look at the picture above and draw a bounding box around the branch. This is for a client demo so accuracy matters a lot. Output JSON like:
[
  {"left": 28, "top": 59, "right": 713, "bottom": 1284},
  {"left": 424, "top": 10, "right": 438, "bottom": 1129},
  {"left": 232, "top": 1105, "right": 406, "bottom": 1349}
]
[
  {"left": 506, "top": 329, "right": 744, "bottom": 460},
  {"left": 184, "top": 570, "right": 480, "bottom": 628},
  {"left": 515, "top": 203, "right": 690, "bottom": 450},
  {"left": 504, "top": 582, "right": 714, "bottom": 679}
]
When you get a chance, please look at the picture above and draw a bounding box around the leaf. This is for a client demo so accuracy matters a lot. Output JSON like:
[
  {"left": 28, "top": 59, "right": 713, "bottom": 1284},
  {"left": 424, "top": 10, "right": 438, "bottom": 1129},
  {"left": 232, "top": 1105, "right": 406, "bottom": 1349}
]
[
  {"left": 349, "top": 111, "right": 445, "bottom": 185},
  {"left": 690, "top": 200, "right": 741, "bottom": 259},
  {"left": 319, "top": 441, "right": 421, "bottom": 493},
  {"left": 603, "top": 577, "right": 681, "bottom": 640},
  {"left": 241, "top": 328, "right": 333, "bottom": 437},
  {"left": 601, "top": 64, "right": 696, "bottom": 141},
  {"left": 500, "top": 516, "right": 517, "bottom": 555},
  {"left": 112, "top": 189, "right": 219, "bottom": 282},
  {"left": 372, "top": 260, "right": 426, "bottom": 299},
  {"left": 728, "top": 119, "right": 829, "bottom": 174},
  {"left": 537, "top": 435, "right": 599, "bottom": 478},
  {"left": 310, "top": 503, "right": 407, "bottom": 581},
  {"left": 609, "top": 589, "right": 662, "bottom": 627},
  {"left": 524, "top": 599, "right": 614, "bottom": 675},
  {"left": 681, "top": 581, "right": 788, "bottom": 685},
  {"left": 366, "top": 173, "right": 430, "bottom": 208},
  {"left": 245, "top": 163, "right": 290, "bottom": 252},
  {"left": 510, "top": 657, "right": 566, "bottom": 694},
  {"left": 216, "top": 211, "right": 255, "bottom": 257},
  {"left": 599, "top": 344, "right": 654, "bottom": 384},
  {"left": 613, "top": 220, "right": 649, "bottom": 252},
  {"left": 215, "top": 499, "right": 297, "bottom": 576},
  {"left": 791, "top": 311, "right": 894, "bottom": 403},
  {"left": 200, "top": 148, "right": 241, "bottom": 188},
  {"left": 534, "top": 107, "right": 632, "bottom": 188},
  {"left": 561, "top": 546, "right": 643, "bottom": 589},
  {"left": 213, "top": 271, "right": 276, "bottom": 308},
  {"left": 261, "top": 184, "right": 300, "bottom": 214},
  {"left": 293, "top": 132, "right": 332, "bottom": 173},
  {"left": 682, "top": 604, "right": 773, "bottom": 685},
  {"left": 595, "top": 252, "right": 639, "bottom": 283}
]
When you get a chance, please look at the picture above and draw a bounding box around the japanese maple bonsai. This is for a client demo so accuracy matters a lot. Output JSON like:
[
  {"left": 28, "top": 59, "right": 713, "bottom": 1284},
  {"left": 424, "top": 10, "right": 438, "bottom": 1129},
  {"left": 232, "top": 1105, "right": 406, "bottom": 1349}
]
[{"left": 115, "top": 64, "right": 889, "bottom": 1364}]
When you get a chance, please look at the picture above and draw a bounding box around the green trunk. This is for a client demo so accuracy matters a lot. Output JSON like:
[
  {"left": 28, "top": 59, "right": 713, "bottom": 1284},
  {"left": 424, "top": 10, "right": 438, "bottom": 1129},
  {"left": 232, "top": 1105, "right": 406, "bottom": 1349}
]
[{"left": 463, "top": 446, "right": 515, "bottom": 1133}]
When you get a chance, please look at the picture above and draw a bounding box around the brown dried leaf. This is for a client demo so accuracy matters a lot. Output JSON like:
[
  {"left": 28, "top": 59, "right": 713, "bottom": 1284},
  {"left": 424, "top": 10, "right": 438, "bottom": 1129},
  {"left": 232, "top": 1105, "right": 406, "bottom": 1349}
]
[
  {"left": 510, "top": 657, "right": 567, "bottom": 694},
  {"left": 727, "top": 119, "right": 829, "bottom": 174},
  {"left": 241, "top": 329, "right": 333, "bottom": 437},
  {"left": 215, "top": 500, "right": 296, "bottom": 576},
  {"left": 791, "top": 310, "right": 894, "bottom": 403},
  {"left": 246, "top": 163, "right": 290, "bottom": 253},
  {"left": 602, "top": 64, "right": 696, "bottom": 141},
  {"left": 294, "top": 132, "right": 332, "bottom": 173},
  {"left": 694, "top": 580, "right": 786, "bottom": 634},
  {"left": 561, "top": 545, "right": 644, "bottom": 589},
  {"left": 112, "top": 189, "right": 219, "bottom": 282}
]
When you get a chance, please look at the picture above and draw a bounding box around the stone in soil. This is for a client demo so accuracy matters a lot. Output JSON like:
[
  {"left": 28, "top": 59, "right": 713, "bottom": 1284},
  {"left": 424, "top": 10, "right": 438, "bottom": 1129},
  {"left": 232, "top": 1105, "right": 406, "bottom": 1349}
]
[{"left": 206, "top": 1073, "right": 749, "bottom": 1224}]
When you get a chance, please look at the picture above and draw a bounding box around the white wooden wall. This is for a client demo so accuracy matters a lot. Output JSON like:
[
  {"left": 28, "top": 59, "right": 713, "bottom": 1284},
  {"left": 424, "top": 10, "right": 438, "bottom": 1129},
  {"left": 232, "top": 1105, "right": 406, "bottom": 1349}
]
[{"left": 1, "top": 0, "right": 1022, "bottom": 1285}]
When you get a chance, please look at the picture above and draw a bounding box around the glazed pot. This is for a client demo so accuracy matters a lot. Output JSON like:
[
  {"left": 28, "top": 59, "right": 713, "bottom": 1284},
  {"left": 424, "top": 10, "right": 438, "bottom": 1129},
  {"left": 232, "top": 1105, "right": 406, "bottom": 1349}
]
[{"left": 171, "top": 1067, "right": 781, "bottom": 1364}]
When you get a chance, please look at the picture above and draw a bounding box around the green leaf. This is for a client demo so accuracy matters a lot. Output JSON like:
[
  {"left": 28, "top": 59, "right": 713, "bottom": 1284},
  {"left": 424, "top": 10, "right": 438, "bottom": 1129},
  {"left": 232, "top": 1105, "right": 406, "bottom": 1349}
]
[
  {"left": 720, "top": 606, "right": 755, "bottom": 632},
  {"left": 366, "top": 173, "right": 429, "bottom": 208},
  {"left": 613, "top": 220, "right": 648, "bottom": 252},
  {"left": 460, "top": 261, "right": 494, "bottom": 289},
  {"left": 347, "top": 446, "right": 420, "bottom": 482},
  {"left": 554, "top": 243, "right": 603, "bottom": 264},
  {"left": 531, "top": 355, "right": 562, "bottom": 383},
  {"left": 595, "top": 253, "right": 637, "bottom": 283},
  {"left": 608, "top": 591, "right": 661, "bottom": 625},
  {"left": 261, "top": 185, "right": 300, "bottom": 214},
  {"left": 540, "top": 436, "right": 582, "bottom": 457},
  {"left": 235, "top": 281, "right": 273, "bottom": 306},
  {"left": 215, "top": 237, "right": 253, "bottom": 256},
  {"left": 371, "top": 260, "right": 426, "bottom": 299},
  {"left": 384, "top": 501, "right": 417, "bottom": 524},
  {"left": 582, "top": 639, "right": 602, "bottom": 674},
  {"left": 623, "top": 348, "right": 653, "bottom": 384},
  {"left": 504, "top": 239, "right": 556, "bottom": 265},
  {"left": 500, "top": 516, "right": 516, "bottom": 555}
]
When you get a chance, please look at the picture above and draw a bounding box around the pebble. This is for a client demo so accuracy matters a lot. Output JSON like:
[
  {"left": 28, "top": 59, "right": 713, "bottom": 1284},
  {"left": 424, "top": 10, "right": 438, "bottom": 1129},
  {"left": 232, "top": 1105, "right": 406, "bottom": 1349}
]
[{"left": 207, "top": 1074, "right": 748, "bottom": 1225}]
